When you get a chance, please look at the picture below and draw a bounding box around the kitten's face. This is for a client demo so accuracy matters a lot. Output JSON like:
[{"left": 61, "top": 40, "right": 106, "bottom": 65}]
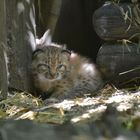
[{"left": 31, "top": 45, "right": 71, "bottom": 80}]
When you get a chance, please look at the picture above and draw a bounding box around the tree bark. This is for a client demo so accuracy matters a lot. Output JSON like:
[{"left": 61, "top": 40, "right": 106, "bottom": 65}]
[
  {"left": 0, "top": 0, "right": 8, "bottom": 99},
  {"left": 6, "top": 0, "right": 36, "bottom": 92}
]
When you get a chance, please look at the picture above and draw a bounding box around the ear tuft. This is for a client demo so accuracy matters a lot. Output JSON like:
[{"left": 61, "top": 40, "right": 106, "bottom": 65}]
[{"left": 36, "top": 29, "right": 52, "bottom": 49}]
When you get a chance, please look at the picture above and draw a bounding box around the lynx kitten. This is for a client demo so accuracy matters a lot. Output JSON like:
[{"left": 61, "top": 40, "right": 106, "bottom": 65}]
[{"left": 31, "top": 30, "right": 103, "bottom": 100}]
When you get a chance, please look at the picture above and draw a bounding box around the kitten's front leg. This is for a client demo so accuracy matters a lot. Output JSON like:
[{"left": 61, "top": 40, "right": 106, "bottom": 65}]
[
  {"left": 49, "top": 86, "right": 85, "bottom": 100},
  {"left": 41, "top": 80, "right": 72, "bottom": 104},
  {"left": 46, "top": 77, "right": 103, "bottom": 101},
  {"left": 50, "top": 87, "right": 71, "bottom": 100},
  {"left": 43, "top": 88, "right": 70, "bottom": 104},
  {"left": 45, "top": 88, "right": 93, "bottom": 102},
  {"left": 51, "top": 79, "right": 103, "bottom": 100},
  {"left": 43, "top": 97, "right": 60, "bottom": 105},
  {"left": 48, "top": 80, "right": 73, "bottom": 100}
]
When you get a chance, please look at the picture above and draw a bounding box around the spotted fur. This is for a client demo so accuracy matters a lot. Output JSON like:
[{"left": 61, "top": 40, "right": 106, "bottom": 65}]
[{"left": 31, "top": 44, "right": 103, "bottom": 100}]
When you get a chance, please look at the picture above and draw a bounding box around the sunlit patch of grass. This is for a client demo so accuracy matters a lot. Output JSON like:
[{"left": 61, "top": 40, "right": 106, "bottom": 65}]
[{"left": 0, "top": 84, "right": 140, "bottom": 128}]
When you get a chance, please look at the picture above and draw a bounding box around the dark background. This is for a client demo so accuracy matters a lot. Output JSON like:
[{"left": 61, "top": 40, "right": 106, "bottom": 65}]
[
  {"left": 35, "top": 0, "right": 104, "bottom": 62},
  {"left": 53, "top": 0, "right": 103, "bottom": 62}
]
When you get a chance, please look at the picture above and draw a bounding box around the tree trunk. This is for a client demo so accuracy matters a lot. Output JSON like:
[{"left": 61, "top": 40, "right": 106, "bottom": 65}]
[
  {"left": 35, "top": 0, "right": 62, "bottom": 37},
  {"left": 6, "top": 0, "right": 36, "bottom": 92},
  {"left": 0, "top": 0, "right": 8, "bottom": 99}
]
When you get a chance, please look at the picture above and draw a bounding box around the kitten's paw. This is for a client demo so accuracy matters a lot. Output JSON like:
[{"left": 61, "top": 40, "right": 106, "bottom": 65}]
[{"left": 43, "top": 98, "right": 60, "bottom": 105}]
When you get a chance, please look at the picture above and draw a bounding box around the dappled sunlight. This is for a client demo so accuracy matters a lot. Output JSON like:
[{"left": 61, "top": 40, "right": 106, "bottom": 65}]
[
  {"left": 71, "top": 113, "right": 90, "bottom": 123},
  {"left": 71, "top": 105, "right": 107, "bottom": 123},
  {"left": 117, "top": 102, "right": 133, "bottom": 112},
  {"left": 1, "top": 85, "right": 140, "bottom": 125},
  {"left": 16, "top": 111, "right": 37, "bottom": 120},
  {"left": 105, "top": 90, "right": 137, "bottom": 104},
  {"left": 1, "top": 84, "right": 140, "bottom": 139}
]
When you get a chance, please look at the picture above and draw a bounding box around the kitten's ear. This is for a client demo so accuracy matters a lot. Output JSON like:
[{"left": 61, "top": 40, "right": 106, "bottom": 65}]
[
  {"left": 61, "top": 49, "right": 71, "bottom": 55},
  {"left": 61, "top": 49, "right": 71, "bottom": 60},
  {"left": 36, "top": 29, "right": 52, "bottom": 49},
  {"left": 61, "top": 44, "right": 67, "bottom": 50},
  {"left": 32, "top": 49, "right": 44, "bottom": 59},
  {"left": 60, "top": 44, "right": 71, "bottom": 59}
]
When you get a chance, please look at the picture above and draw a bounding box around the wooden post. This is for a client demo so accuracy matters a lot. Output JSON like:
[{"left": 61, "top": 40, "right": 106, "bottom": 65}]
[
  {"left": 6, "top": 0, "right": 36, "bottom": 92},
  {"left": 0, "top": 0, "right": 8, "bottom": 99}
]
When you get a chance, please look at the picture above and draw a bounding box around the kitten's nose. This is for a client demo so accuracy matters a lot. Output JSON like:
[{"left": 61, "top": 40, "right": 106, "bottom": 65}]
[{"left": 50, "top": 72, "right": 56, "bottom": 79}]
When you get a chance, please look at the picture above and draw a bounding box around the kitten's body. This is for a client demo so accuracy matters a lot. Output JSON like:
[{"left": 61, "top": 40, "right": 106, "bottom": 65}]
[{"left": 31, "top": 44, "right": 103, "bottom": 100}]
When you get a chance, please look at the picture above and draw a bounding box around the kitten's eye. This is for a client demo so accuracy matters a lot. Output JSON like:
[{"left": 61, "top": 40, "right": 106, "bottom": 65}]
[
  {"left": 57, "top": 64, "right": 66, "bottom": 71},
  {"left": 37, "top": 64, "right": 49, "bottom": 72}
]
